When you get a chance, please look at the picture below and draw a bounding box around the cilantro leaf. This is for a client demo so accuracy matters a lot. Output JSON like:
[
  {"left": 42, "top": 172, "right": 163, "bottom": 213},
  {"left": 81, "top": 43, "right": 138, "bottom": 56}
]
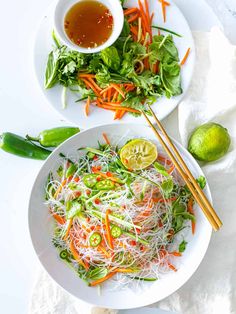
[{"left": 196, "top": 176, "right": 206, "bottom": 189}]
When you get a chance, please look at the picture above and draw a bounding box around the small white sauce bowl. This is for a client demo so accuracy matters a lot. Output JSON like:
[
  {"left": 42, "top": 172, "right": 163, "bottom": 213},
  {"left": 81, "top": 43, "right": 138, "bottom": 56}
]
[{"left": 54, "top": 0, "right": 124, "bottom": 54}]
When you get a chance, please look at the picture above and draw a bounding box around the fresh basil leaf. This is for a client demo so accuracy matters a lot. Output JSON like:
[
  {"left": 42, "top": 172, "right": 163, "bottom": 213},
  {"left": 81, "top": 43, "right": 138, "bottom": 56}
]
[
  {"left": 179, "top": 240, "right": 187, "bottom": 253},
  {"left": 101, "top": 46, "right": 120, "bottom": 71},
  {"left": 154, "top": 161, "right": 169, "bottom": 177},
  {"left": 88, "top": 267, "right": 108, "bottom": 280},
  {"left": 196, "top": 176, "right": 206, "bottom": 189}
]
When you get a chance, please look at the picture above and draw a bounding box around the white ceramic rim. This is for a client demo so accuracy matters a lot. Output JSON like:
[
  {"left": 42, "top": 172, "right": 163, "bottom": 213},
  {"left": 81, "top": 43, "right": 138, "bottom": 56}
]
[
  {"left": 28, "top": 123, "right": 212, "bottom": 309},
  {"left": 54, "top": 0, "right": 124, "bottom": 53}
]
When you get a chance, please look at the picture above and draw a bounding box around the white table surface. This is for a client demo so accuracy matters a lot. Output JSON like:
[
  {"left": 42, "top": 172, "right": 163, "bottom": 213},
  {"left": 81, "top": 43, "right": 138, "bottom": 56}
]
[{"left": 0, "top": 1, "right": 235, "bottom": 314}]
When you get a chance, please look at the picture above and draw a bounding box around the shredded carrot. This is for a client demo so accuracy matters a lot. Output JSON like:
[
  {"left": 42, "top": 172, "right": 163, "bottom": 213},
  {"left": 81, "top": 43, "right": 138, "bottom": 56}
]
[
  {"left": 150, "top": 12, "right": 154, "bottom": 25},
  {"left": 144, "top": 0, "right": 152, "bottom": 39},
  {"left": 96, "top": 103, "right": 140, "bottom": 114},
  {"left": 138, "top": 0, "right": 149, "bottom": 34},
  {"left": 100, "top": 85, "right": 113, "bottom": 95},
  {"left": 78, "top": 73, "right": 96, "bottom": 78},
  {"left": 180, "top": 48, "right": 191, "bottom": 66},
  {"left": 114, "top": 110, "right": 121, "bottom": 120},
  {"left": 52, "top": 212, "right": 65, "bottom": 225},
  {"left": 128, "top": 13, "right": 140, "bottom": 23},
  {"left": 158, "top": 0, "right": 170, "bottom": 6},
  {"left": 54, "top": 178, "right": 68, "bottom": 198},
  {"left": 124, "top": 7, "right": 139, "bottom": 16},
  {"left": 97, "top": 245, "right": 111, "bottom": 258},
  {"left": 157, "top": 154, "right": 172, "bottom": 165},
  {"left": 167, "top": 262, "right": 177, "bottom": 272},
  {"left": 110, "top": 84, "right": 125, "bottom": 98},
  {"left": 119, "top": 110, "right": 126, "bottom": 119},
  {"left": 89, "top": 272, "right": 116, "bottom": 286},
  {"left": 63, "top": 218, "right": 73, "bottom": 240},
  {"left": 115, "top": 268, "right": 136, "bottom": 273},
  {"left": 170, "top": 251, "right": 182, "bottom": 257},
  {"left": 159, "top": 0, "right": 167, "bottom": 23},
  {"left": 93, "top": 170, "right": 121, "bottom": 183},
  {"left": 81, "top": 79, "right": 100, "bottom": 96},
  {"left": 102, "top": 132, "right": 110, "bottom": 145},
  {"left": 167, "top": 164, "right": 175, "bottom": 174},
  {"left": 130, "top": 25, "right": 139, "bottom": 36},
  {"left": 105, "top": 209, "right": 114, "bottom": 249},
  {"left": 85, "top": 96, "right": 90, "bottom": 116},
  {"left": 104, "top": 102, "right": 122, "bottom": 106},
  {"left": 70, "top": 241, "right": 88, "bottom": 270},
  {"left": 112, "top": 90, "right": 119, "bottom": 102},
  {"left": 87, "top": 77, "right": 102, "bottom": 92},
  {"left": 107, "top": 88, "right": 112, "bottom": 102},
  {"left": 152, "top": 197, "right": 177, "bottom": 203}
]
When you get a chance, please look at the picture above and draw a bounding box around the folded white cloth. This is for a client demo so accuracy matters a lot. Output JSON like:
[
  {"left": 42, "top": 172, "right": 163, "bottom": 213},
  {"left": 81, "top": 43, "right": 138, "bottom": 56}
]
[{"left": 29, "top": 28, "right": 236, "bottom": 314}]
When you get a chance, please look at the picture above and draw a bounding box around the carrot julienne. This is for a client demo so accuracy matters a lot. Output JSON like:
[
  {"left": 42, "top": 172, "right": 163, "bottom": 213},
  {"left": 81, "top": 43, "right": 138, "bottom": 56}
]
[
  {"left": 180, "top": 48, "right": 191, "bottom": 65},
  {"left": 102, "top": 132, "right": 110, "bottom": 145},
  {"left": 89, "top": 272, "right": 116, "bottom": 286},
  {"left": 85, "top": 96, "right": 90, "bottom": 116},
  {"left": 124, "top": 7, "right": 139, "bottom": 16}
]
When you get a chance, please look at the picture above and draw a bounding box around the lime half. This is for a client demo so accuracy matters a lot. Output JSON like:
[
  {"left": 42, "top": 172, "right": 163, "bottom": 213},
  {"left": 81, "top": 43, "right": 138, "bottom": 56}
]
[{"left": 120, "top": 139, "right": 158, "bottom": 170}]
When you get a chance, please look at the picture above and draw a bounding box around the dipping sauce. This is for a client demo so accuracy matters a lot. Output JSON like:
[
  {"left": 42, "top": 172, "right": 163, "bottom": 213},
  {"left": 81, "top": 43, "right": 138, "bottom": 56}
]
[{"left": 64, "top": 0, "right": 113, "bottom": 49}]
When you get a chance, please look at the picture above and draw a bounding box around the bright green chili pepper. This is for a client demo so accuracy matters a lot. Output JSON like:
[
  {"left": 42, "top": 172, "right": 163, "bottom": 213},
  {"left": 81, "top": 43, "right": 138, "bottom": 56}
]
[
  {"left": 95, "top": 179, "right": 115, "bottom": 191},
  {"left": 111, "top": 225, "right": 122, "bottom": 238},
  {"left": 83, "top": 174, "right": 100, "bottom": 188},
  {"left": 60, "top": 250, "right": 71, "bottom": 263},
  {"left": 89, "top": 232, "right": 102, "bottom": 247},
  {"left": 26, "top": 126, "right": 80, "bottom": 147},
  {"left": 0, "top": 132, "right": 51, "bottom": 160}
]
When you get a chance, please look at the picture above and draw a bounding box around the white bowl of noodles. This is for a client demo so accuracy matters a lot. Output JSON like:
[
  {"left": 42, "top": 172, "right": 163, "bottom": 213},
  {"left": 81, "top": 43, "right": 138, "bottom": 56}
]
[{"left": 28, "top": 123, "right": 212, "bottom": 309}]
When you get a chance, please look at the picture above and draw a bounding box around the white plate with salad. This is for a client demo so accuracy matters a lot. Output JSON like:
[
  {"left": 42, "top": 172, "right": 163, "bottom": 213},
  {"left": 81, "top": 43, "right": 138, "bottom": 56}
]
[
  {"left": 28, "top": 123, "right": 211, "bottom": 309},
  {"left": 34, "top": 0, "right": 195, "bottom": 128}
]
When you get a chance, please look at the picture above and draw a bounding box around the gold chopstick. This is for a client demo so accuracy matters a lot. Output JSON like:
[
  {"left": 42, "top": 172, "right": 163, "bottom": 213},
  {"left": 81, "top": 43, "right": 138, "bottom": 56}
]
[{"left": 142, "top": 106, "right": 222, "bottom": 231}]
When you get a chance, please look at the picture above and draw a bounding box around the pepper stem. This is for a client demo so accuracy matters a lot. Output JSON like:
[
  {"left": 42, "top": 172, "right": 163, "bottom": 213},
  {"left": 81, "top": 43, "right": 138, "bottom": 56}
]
[{"left": 26, "top": 135, "right": 40, "bottom": 142}]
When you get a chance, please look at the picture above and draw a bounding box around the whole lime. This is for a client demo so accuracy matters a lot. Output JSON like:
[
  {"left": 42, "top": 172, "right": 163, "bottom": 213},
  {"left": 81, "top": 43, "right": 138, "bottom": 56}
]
[{"left": 188, "top": 122, "right": 231, "bottom": 162}]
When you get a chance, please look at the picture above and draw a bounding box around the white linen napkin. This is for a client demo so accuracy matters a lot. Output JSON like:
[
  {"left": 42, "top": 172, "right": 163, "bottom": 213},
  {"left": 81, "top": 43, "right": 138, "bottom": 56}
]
[{"left": 29, "top": 28, "right": 236, "bottom": 314}]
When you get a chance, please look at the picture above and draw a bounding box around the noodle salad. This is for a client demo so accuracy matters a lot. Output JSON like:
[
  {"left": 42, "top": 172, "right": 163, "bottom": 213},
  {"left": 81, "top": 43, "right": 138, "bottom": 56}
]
[{"left": 45, "top": 135, "right": 206, "bottom": 287}]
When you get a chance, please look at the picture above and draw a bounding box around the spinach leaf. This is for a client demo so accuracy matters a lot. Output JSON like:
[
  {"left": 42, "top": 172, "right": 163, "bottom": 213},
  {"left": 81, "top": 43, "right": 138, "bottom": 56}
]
[
  {"left": 101, "top": 46, "right": 121, "bottom": 71},
  {"left": 160, "top": 61, "right": 182, "bottom": 97},
  {"left": 179, "top": 240, "right": 187, "bottom": 253}
]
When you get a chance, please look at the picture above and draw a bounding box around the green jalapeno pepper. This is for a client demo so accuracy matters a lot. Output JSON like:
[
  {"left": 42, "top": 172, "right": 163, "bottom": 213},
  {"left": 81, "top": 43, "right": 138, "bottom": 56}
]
[
  {"left": 89, "top": 232, "right": 102, "bottom": 247},
  {"left": 0, "top": 132, "right": 51, "bottom": 160},
  {"left": 26, "top": 126, "right": 80, "bottom": 147},
  {"left": 111, "top": 225, "right": 122, "bottom": 238},
  {"left": 83, "top": 174, "right": 100, "bottom": 188},
  {"left": 95, "top": 179, "right": 115, "bottom": 191}
]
